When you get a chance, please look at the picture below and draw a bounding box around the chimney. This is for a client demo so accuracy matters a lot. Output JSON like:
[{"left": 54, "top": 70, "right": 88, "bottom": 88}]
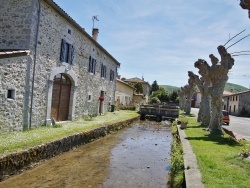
[{"left": 92, "top": 28, "right": 99, "bottom": 41}]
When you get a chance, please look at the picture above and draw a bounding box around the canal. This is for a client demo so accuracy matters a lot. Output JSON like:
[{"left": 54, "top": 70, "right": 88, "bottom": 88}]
[{"left": 0, "top": 120, "right": 172, "bottom": 188}]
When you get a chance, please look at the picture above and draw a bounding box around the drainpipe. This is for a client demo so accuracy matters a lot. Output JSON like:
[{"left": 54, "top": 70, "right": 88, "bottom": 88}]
[{"left": 29, "top": 0, "right": 41, "bottom": 130}]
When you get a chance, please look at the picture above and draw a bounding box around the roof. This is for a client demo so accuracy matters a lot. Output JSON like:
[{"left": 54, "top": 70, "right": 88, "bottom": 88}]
[
  {"left": 124, "top": 77, "right": 150, "bottom": 86},
  {"left": 116, "top": 78, "right": 135, "bottom": 90},
  {"left": 44, "top": 0, "right": 120, "bottom": 67},
  {"left": 0, "top": 50, "right": 30, "bottom": 59},
  {"left": 223, "top": 90, "right": 234, "bottom": 96},
  {"left": 223, "top": 89, "right": 250, "bottom": 97}
]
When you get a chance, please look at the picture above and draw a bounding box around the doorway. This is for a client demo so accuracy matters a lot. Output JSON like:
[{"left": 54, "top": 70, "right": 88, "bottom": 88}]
[{"left": 51, "top": 73, "right": 71, "bottom": 121}]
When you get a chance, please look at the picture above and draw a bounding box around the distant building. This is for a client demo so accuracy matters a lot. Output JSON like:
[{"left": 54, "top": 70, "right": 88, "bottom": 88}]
[
  {"left": 222, "top": 90, "right": 250, "bottom": 117},
  {"left": 115, "top": 78, "right": 135, "bottom": 106},
  {"left": 123, "top": 77, "right": 150, "bottom": 103}
]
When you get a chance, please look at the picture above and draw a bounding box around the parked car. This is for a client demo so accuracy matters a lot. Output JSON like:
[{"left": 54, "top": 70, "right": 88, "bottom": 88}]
[{"left": 222, "top": 110, "right": 230, "bottom": 125}]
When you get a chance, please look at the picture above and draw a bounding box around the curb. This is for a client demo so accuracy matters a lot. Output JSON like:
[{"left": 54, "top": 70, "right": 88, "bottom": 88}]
[{"left": 177, "top": 125, "right": 204, "bottom": 188}]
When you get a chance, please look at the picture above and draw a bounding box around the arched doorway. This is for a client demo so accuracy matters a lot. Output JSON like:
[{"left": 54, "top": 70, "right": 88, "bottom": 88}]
[{"left": 51, "top": 73, "right": 71, "bottom": 121}]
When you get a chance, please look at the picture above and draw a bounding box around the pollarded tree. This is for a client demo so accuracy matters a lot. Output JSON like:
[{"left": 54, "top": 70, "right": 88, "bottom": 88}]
[
  {"left": 208, "top": 46, "right": 234, "bottom": 132},
  {"left": 188, "top": 69, "right": 211, "bottom": 126}
]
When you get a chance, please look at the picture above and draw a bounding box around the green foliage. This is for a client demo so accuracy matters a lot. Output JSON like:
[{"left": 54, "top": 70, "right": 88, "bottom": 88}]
[
  {"left": 168, "top": 121, "right": 185, "bottom": 187},
  {"left": 127, "top": 81, "right": 144, "bottom": 94},
  {"left": 169, "top": 91, "right": 178, "bottom": 102},
  {"left": 159, "top": 85, "right": 179, "bottom": 93},
  {"left": 149, "top": 96, "right": 161, "bottom": 104},
  {"left": 151, "top": 80, "right": 159, "bottom": 93},
  {"left": 150, "top": 87, "right": 170, "bottom": 103},
  {"left": 224, "top": 82, "right": 248, "bottom": 93},
  {"left": 134, "top": 82, "right": 143, "bottom": 94}
]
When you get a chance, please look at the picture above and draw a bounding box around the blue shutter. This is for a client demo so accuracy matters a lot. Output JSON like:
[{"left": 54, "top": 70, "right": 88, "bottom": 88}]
[
  {"left": 89, "top": 56, "right": 92, "bottom": 72},
  {"left": 104, "top": 66, "right": 106, "bottom": 78},
  {"left": 60, "top": 39, "right": 66, "bottom": 62},
  {"left": 70, "top": 45, "right": 75, "bottom": 64}
]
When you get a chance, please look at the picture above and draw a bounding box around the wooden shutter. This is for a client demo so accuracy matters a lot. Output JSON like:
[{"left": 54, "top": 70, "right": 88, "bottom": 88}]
[
  {"left": 70, "top": 45, "right": 75, "bottom": 64},
  {"left": 89, "top": 56, "right": 92, "bottom": 72},
  {"left": 101, "top": 63, "right": 103, "bottom": 77},
  {"left": 60, "top": 39, "right": 67, "bottom": 62}
]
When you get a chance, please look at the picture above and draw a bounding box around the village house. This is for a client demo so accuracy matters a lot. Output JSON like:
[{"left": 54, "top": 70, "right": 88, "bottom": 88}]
[
  {"left": 0, "top": 0, "right": 120, "bottom": 132},
  {"left": 222, "top": 90, "right": 250, "bottom": 117},
  {"left": 123, "top": 77, "right": 150, "bottom": 103},
  {"left": 115, "top": 78, "right": 135, "bottom": 106}
]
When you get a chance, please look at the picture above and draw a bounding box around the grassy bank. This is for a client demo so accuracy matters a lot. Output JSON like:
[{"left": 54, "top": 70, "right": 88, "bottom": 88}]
[
  {"left": 181, "top": 116, "right": 250, "bottom": 188},
  {"left": 0, "top": 110, "right": 139, "bottom": 156}
]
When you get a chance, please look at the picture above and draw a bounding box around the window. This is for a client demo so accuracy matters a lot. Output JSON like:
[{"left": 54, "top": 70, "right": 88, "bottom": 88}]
[
  {"left": 101, "top": 63, "right": 106, "bottom": 78},
  {"left": 236, "top": 96, "right": 238, "bottom": 101},
  {"left": 110, "top": 69, "right": 115, "bottom": 81},
  {"left": 60, "top": 39, "right": 74, "bottom": 64},
  {"left": 68, "top": 29, "right": 71, "bottom": 34},
  {"left": 88, "top": 56, "right": 96, "bottom": 74},
  {"left": 88, "top": 95, "right": 92, "bottom": 102},
  {"left": 7, "top": 89, "right": 15, "bottom": 99}
]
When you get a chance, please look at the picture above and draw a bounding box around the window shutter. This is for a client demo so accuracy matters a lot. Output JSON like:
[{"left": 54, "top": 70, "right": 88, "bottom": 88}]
[
  {"left": 93, "top": 59, "right": 97, "bottom": 74},
  {"left": 70, "top": 45, "right": 75, "bottom": 64},
  {"left": 89, "top": 56, "right": 92, "bottom": 72},
  {"left": 101, "top": 63, "right": 103, "bottom": 77},
  {"left": 104, "top": 66, "right": 106, "bottom": 78},
  {"left": 60, "top": 39, "right": 67, "bottom": 62}
]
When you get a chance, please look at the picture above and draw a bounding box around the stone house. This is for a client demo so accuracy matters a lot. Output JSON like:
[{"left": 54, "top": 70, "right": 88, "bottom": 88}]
[
  {"left": 0, "top": 0, "right": 120, "bottom": 132},
  {"left": 115, "top": 78, "right": 135, "bottom": 106},
  {"left": 124, "top": 77, "right": 150, "bottom": 103},
  {"left": 191, "top": 91, "right": 201, "bottom": 108},
  {"left": 222, "top": 90, "right": 250, "bottom": 117}
]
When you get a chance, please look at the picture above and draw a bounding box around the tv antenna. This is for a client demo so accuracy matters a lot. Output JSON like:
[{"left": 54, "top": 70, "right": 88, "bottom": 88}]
[{"left": 92, "top": 15, "right": 99, "bottom": 29}]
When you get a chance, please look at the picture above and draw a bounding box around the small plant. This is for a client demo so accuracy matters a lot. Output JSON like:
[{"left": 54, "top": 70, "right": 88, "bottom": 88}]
[
  {"left": 52, "top": 124, "right": 62, "bottom": 128},
  {"left": 83, "top": 115, "right": 93, "bottom": 121}
]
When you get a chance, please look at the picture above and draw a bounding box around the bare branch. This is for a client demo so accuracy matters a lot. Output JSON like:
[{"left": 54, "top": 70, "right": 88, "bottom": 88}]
[
  {"left": 227, "top": 33, "right": 250, "bottom": 49},
  {"left": 232, "top": 53, "right": 250, "bottom": 56},
  {"left": 223, "top": 29, "right": 246, "bottom": 46}
]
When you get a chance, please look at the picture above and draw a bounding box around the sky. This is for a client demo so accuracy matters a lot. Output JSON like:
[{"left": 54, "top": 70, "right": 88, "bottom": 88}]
[{"left": 54, "top": 0, "right": 250, "bottom": 88}]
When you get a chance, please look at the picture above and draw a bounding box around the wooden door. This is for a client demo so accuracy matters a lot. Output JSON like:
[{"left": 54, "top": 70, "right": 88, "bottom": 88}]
[{"left": 51, "top": 73, "right": 71, "bottom": 121}]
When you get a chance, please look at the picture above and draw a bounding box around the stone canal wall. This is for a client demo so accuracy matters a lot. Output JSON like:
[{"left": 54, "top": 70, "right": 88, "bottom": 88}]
[{"left": 0, "top": 116, "right": 139, "bottom": 181}]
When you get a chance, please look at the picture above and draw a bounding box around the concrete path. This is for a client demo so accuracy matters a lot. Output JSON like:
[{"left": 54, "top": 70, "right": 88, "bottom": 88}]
[{"left": 177, "top": 125, "right": 204, "bottom": 188}]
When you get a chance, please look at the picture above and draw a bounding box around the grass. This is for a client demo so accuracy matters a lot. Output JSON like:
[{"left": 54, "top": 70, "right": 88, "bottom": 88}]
[
  {"left": 183, "top": 117, "right": 250, "bottom": 188},
  {"left": 0, "top": 110, "right": 139, "bottom": 156}
]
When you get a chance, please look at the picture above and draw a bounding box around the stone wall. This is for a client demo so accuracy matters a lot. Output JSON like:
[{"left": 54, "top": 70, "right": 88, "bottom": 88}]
[
  {"left": 0, "top": 56, "right": 31, "bottom": 132},
  {"left": 0, "top": 0, "right": 38, "bottom": 50},
  {"left": 238, "top": 91, "right": 250, "bottom": 116},
  {"left": 0, "top": 116, "right": 139, "bottom": 181}
]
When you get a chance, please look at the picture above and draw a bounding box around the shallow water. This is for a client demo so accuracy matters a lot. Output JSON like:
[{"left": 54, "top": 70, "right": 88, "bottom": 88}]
[
  {"left": 102, "top": 120, "right": 172, "bottom": 188},
  {"left": 0, "top": 120, "right": 172, "bottom": 188}
]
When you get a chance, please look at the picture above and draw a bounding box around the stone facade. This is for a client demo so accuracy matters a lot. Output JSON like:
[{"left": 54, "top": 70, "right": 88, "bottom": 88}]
[
  {"left": 223, "top": 90, "right": 250, "bottom": 117},
  {"left": 0, "top": 0, "right": 120, "bottom": 132}
]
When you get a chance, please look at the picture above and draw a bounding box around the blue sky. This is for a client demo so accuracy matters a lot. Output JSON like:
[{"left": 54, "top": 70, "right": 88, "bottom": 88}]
[{"left": 54, "top": 0, "right": 250, "bottom": 88}]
